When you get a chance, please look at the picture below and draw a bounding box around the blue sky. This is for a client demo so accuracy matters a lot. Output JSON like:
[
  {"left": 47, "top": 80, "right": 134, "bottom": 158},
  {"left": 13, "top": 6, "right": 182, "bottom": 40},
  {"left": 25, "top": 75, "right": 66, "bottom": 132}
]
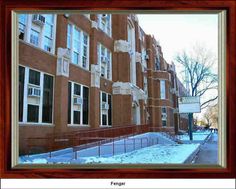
[{"left": 137, "top": 14, "right": 218, "bottom": 64}]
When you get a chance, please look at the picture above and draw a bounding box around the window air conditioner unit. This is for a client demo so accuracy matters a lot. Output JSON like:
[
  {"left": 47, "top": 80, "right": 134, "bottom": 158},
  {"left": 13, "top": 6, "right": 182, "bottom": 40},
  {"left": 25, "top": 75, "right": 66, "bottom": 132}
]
[
  {"left": 102, "top": 103, "right": 109, "bottom": 110},
  {"left": 73, "top": 97, "right": 83, "bottom": 105},
  {"left": 145, "top": 54, "right": 149, "bottom": 60},
  {"left": 32, "top": 14, "right": 46, "bottom": 26},
  {"left": 161, "top": 114, "right": 167, "bottom": 119},
  {"left": 28, "top": 86, "right": 41, "bottom": 97},
  {"left": 101, "top": 56, "right": 108, "bottom": 63},
  {"left": 102, "top": 14, "right": 108, "bottom": 18},
  {"left": 64, "top": 14, "right": 70, "bottom": 18}
]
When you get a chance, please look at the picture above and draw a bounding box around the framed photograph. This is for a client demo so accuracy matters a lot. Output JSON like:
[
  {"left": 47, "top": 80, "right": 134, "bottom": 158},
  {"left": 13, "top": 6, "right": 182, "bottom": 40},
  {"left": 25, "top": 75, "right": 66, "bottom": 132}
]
[{"left": 0, "top": 0, "right": 235, "bottom": 178}]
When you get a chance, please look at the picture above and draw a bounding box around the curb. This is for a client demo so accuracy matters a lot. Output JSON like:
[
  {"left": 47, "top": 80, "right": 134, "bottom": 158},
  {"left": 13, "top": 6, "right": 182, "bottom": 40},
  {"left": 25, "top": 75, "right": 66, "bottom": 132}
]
[
  {"left": 203, "top": 133, "right": 213, "bottom": 144},
  {"left": 183, "top": 144, "right": 201, "bottom": 164},
  {"left": 187, "top": 133, "right": 213, "bottom": 164}
]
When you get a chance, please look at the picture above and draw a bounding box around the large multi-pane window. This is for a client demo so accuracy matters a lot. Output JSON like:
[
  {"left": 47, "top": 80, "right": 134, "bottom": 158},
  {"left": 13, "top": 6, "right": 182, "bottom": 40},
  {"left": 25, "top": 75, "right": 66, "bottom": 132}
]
[
  {"left": 67, "top": 81, "right": 89, "bottom": 125},
  {"left": 100, "top": 92, "right": 112, "bottom": 126},
  {"left": 19, "top": 66, "right": 54, "bottom": 124},
  {"left": 67, "top": 24, "right": 89, "bottom": 69},
  {"left": 160, "top": 80, "right": 166, "bottom": 99},
  {"left": 18, "top": 14, "right": 56, "bottom": 53},
  {"left": 98, "top": 14, "right": 112, "bottom": 36},
  {"left": 97, "top": 43, "right": 112, "bottom": 80}
]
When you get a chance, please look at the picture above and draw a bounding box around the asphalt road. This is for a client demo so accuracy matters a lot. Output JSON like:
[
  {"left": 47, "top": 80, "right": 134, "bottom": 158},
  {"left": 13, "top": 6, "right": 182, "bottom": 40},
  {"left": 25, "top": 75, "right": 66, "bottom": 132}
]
[{"left": 193, "top": 133, "right": 218, "bottom": 164}]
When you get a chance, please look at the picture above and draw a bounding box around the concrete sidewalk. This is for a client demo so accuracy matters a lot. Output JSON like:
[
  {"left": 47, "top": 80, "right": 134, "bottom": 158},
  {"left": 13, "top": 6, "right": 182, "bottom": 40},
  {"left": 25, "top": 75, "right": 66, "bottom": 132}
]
[{"left": 193, "top": 133, "right": 218, "bottom": 164}]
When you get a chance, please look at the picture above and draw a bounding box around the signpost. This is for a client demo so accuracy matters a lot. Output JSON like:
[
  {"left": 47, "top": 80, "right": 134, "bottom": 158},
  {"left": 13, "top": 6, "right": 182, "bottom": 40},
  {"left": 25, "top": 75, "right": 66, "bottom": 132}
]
[{"left": 178, "top": 96, "right": 201, "bottom": 140}]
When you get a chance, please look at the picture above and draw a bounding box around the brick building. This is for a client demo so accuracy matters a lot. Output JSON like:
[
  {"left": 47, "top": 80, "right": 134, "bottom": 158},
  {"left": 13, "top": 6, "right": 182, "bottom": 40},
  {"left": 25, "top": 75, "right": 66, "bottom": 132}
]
[{"left": 18, "top": 13, "right": 185, "bottom": 154}]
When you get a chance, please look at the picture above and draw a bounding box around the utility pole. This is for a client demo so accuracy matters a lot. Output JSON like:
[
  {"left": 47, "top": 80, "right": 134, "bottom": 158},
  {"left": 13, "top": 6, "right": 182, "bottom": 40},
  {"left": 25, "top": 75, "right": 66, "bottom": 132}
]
[{"left": 188, "top": 113, "right": 193, "bottom": 140}]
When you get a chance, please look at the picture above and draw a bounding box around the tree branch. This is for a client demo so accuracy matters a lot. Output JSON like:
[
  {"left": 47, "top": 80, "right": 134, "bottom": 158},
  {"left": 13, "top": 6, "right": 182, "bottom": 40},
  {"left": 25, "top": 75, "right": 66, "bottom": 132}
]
[{"left": 201, "top": 96, "right": 218, "bottom": 108}]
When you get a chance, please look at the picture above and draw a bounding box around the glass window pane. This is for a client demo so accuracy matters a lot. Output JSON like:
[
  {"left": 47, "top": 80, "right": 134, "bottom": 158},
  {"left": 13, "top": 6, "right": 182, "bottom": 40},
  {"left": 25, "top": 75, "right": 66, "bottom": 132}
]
[
  {"left": 29, "top": 69, "right": 40, "bottom": 85},
  {"left": 82, "top": 87, "right": 89, "bottom": 125},
  {"left": 68, "top": 82, "right": 71, "bottom": 124},
  {"left": 27, "top": 105, "right": 39, "bottom": 122},
  {"left": 19, "top": 66, "right": 25, "bottom": 122},
  {"left": 108, "top": 94, "right": 112, "bottom": 125},
  {"left": 73, "top": 40, "right": 79, "bottom": 52},
  {"left": 74, "top": 111, "right": 80, "bottom": 124},
  {"left": 18, "top": 14, "right": 27, "bottom": 24},
  {"left": 162, "top": 107, "right": 166, "bottom": 114},
  {"left": 102, "top": 93, "right": 106, "bottom": 102},
  {"left": 42, "top": 74, "right": 53, "bottom": 123},
  {"left": 30, "top": 29, "right": 39, "bottom": 46},
  {"left": 44, "top": 23, "right": 53, "bottom": 38},
  {"left": 74, "top": 83, "right": 81, "bottom": 96},
  {"left": 160, "top": 80, "right": 166, "bottom": 99},
  {"left": 162, "top": 120, "right": 167, "bottom": 127},
  {"left": 72, "top": 52, "right": 79, "bottom": 64},
  {"left": 74, "top": 28, "right": 80, "bottom": 39},
  {"left": 44, "top": 14, "right": 54, "bottom": 24},
  {"left": 43, "top": 37, "right": 52, "bottom": 52},
  {"left": 102, "top": 114, "right": 107, "bottom": 125},
  {"left": 67, "top": 24, "right": 72, "bottom": 49}
]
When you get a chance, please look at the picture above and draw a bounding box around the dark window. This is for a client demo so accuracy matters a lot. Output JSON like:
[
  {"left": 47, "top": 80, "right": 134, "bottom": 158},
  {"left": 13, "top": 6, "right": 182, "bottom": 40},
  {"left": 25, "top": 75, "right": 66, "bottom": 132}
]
[
  {"left": 162, "top": 107, "right": 167, "bottom": 113},
  {"left": 68, "top": 82, "right": 71, "bottom": 124},
  {"left": 102, "top": 92, "right": 106, "bottom": 102},
  {"left": 29, "top": 69, "right": 40, "bottom": 85},
  {"left": 19, "top": 31, "right": 24, "bottom": 40},
  {"left": 108, "top": 94, "right": 112, "bottom": 125},
  {"left": 82, "top": 86, "right": 89, "bottom": 124},
  {"left": 74, "top": 83, "right": 81, "bottom": 96},
  {"left": 27, "top": 105, "right": 39, "bottom": 122},
  {"left": 155, "top": 56, "right": 160, "bottom": 70},
  {"left": 74, "top": 111, "right": 80, "bottom": 124},
  {"left": 102, "top": 114, "right": 107, "bottom": 125},
  {"left": 162, "top": 120, "right": 167, "bottom": 127},
  {"left": 42, "top": 74, "right": 53, "bottom": 123},
  {"left": 19, "top": 66, "right": 25, "bottom": 122}
]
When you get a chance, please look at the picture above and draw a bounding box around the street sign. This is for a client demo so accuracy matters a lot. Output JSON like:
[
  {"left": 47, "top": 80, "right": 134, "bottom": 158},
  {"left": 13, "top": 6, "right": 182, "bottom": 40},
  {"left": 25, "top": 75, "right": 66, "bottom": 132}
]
[{"left": 178, "top": 96, "right": 201, "bottom": 113}]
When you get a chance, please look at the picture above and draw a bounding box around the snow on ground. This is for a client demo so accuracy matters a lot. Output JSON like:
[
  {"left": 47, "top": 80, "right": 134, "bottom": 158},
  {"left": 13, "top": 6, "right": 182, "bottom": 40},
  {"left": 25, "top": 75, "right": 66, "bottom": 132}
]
[
  {"left": 178, "top": 131, "right": 211, "bottom": 141},
  {"left": 20, "top": 143, "right": 200, "bottom": 164},
  {"left": 79, "top": 143, "right": 200, "bottom": 164},
  {"left": 19, "top": 132, "right": 210, "bottom": 164}
]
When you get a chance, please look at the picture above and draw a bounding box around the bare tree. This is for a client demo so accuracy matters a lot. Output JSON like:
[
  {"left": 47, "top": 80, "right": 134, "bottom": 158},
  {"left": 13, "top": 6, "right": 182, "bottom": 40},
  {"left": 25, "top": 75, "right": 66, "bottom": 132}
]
[
  {"left": 175, "top": 45, "right": 218, "bottom": 109},
  {"left": 204, "top": 105, "right": 218, "bottom": 129}
]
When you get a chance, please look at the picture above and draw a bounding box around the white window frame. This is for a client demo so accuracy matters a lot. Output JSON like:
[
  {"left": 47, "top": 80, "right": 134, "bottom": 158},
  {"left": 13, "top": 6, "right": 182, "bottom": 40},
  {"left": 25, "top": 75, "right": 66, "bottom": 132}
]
[
  {"left": 97, "top": 43, "right": 112, "bottom": 80},
  {"left": 98, "top": 14, "right": 112, "bottom": 37},
  {"left": 100, "top": 91, "right": 111, "bottom": 127},
  {"left": 160, "top": 80, "right": 166, "bottom": 99},
  {"left": 18, "top": 14, "right": 57, "bottom": 54},
  {"left": 67, "top": 24, "right": 90, "bottom": 70},
  {"left": 68, "top": 81, "right": 89, "bottom": 126},
  {"left": 19, "top": 66, "right": 54, "bottom": 125}
]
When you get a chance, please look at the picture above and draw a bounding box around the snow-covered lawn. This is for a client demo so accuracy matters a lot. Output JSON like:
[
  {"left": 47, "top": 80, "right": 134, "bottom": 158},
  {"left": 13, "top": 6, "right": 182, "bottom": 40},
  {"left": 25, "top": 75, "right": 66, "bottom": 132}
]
[
  {"left": 19, "top": 132, "right": 208, "bottom": 164},
  {"left": 20, "top": 143, "right": 200, "bottom": 164},
  {"left": 78, "top": 143, "right": 200, "bottom": 164}
]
